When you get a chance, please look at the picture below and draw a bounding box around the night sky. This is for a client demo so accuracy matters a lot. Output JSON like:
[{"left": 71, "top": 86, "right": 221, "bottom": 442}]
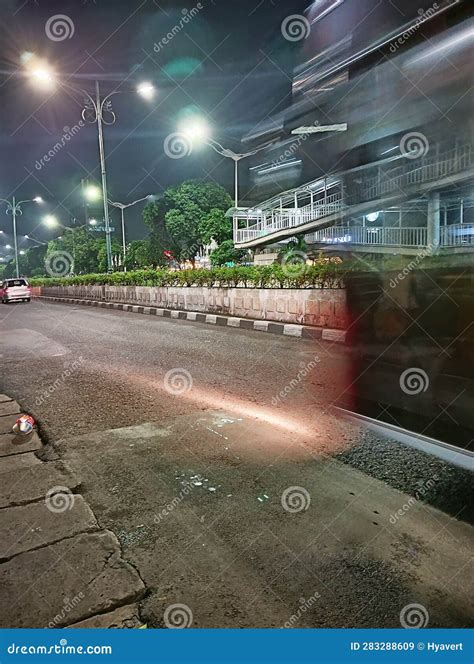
[{"left": 0, "top": 0, "right": 308, "bottom": 244}]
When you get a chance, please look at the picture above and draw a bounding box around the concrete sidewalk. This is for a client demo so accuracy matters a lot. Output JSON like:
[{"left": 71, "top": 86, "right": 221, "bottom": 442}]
[{"left": 0, "top": 395, "right": 145, "bottom": 628}]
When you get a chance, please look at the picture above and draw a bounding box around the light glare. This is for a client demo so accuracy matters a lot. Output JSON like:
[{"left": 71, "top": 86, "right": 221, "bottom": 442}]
[
  {"left": 43, "top": 215, "right": 58, "bottom": 227},
  {"left": 84, "top": 185, "right": 101, "bottom": 202},
  {"left": 180, "top": 117, "right": 210, "bottom": 142},
  {"left": 137, "top": 82, "right": 155, "bottom": 100}
]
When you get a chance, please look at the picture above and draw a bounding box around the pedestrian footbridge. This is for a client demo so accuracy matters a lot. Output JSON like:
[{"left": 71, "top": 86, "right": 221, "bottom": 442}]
[{"left": 233, "top": 143, "right": 473, "bottom": 254}]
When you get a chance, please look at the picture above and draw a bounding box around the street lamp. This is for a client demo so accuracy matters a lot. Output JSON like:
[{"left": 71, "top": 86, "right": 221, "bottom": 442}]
[
  {"left": 84, "top": 184, "right": 101, "bottom": 202},
  {"left": 27, "top": 59, "right": 156, "bottom": 272},
  {"left": 0, "top": 196, "right": 42, "bottom": 277},
  {"left": 24, "top": 234, "right": 47, "bottom": 246},
  {"left": 137, "top": 82, "right": 156, "bottom": 100},
  {"left": 108, "top": 195, "right": 154, "bottom": 269},
  {"left": 180, "top": 120, "right": 269, "bottom": 208},
  {"left": 43, "top": 214, "right": 59, "bottom": 228}
]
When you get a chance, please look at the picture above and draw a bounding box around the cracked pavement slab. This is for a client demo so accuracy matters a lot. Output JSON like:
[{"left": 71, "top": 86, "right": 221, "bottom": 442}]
[{"left": 0, "top": 530, "right": 145, "bottom": 628}]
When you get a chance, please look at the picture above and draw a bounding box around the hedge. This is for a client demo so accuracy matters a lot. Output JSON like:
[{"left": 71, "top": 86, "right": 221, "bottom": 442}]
[{"left": 30, "top": 263, "right": 350, "bottom": 289}]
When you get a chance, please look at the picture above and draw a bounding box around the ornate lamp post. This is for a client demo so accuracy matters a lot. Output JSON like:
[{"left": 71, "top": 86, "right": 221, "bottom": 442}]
[{"left": 0, "top": 196, "right": 42, "bottom": 277}]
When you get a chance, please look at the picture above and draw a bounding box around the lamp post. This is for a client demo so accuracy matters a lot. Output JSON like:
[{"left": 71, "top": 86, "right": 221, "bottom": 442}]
[
  {"left": 108, "top": 195, "right": 154, "bottom": 270},
  {"left": 0, "top": 196, "right": 42, "bottom": 277},
  {"left": 180, "top": 120, "right": 270, "bottom": 208},
  {"left": 24, "top": 234, "right": 47, "bottom": 246},
  {"left": 204, "top": 139, "right": 267, "bottom": 209},
  {"left": 26, "top": 59, "right": 156, "bottom": 272}
]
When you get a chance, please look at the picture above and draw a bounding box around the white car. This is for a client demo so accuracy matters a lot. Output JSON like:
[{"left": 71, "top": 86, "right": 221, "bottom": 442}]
[{"left": 1, "top": 278, "right": 31, "bottom": 303}]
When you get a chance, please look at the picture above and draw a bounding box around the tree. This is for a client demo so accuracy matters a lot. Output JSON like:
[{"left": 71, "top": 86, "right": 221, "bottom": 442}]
[
  {"left": 45, "top": 228, "right": 120, "bottom": 274},
  {"left": 1, "top": 244, "right": 48, "bottom": 278},
  {"left": 97, "top": 238, "right": 123, "bottom": 273},
  {"left": 210, "top": 240, "right": 247, "bottom": 266},
  {"left": 143, "top": 182, "right": 233, "bottom": 266},
  {"left": 164, "top": 181, "right": 232, "bottom": 263},
  {"left": 124, "top": 240, "right": 152, "bottom": 270},
  {"left": 199, "top": 207, "right": 232, "bottom": 245},
  {"left": 143, "top": 198, "right": 179, "bottom": 265},
  {"left": 277, "top": 237, "right": 308, "bottom": 264}
]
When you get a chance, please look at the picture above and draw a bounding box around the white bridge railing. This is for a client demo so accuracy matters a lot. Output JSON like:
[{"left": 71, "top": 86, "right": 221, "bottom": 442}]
[
  {"left": 440, "top": 223, "right": 474, "bottom": 247},
  {"left": 234, "top": 143, "right": 472, "bottom": 246},
  {"left": 234, "top": 193, "right": 342, "bottom": 244},
  {"left": 305, "top": 226, "right": 428, "bottom": 247},
  {"left": 360, "top": 144, "right": 472, "bottom": 201}
]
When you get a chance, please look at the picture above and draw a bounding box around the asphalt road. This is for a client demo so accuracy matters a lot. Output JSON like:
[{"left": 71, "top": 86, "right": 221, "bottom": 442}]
[{"left": 1, "top": 300, "right": 473, "bottom": 628}]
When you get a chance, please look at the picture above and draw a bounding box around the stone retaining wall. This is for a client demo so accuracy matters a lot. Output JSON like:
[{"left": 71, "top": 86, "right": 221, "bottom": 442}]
[{"left": 37, "top": 285, "right": 348, "bottom": 329}]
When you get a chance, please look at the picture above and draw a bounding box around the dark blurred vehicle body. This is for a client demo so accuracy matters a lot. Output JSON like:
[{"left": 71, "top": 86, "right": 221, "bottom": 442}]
[{"left": 340, "top": 265, "right": 474, "bottom": 466}]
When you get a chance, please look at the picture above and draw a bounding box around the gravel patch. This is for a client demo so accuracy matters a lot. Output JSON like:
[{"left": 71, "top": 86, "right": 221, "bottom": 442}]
[{"left": 336, "top": 430, "right": 474, "bottom": 524}]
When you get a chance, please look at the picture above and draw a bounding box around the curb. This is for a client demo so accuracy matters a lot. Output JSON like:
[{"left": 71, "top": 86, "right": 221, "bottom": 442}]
[{"left": 36, "top": 296, "right": 347, "bottom": 343}]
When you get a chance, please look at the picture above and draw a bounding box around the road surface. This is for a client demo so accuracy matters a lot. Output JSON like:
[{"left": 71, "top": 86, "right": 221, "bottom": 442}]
[{"left": 1, "top": 300, "right": 473, "bottom": 627}]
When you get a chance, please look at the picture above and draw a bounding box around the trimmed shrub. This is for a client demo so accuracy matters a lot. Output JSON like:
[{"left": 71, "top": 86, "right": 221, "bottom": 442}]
[{"left": 30, "top": 263, "right": 349, "bottom": 289}]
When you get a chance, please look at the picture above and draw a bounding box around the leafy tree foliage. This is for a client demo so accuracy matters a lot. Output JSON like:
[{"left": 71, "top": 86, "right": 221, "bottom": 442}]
[
  {"left": 143, "top": 181, "right": 232, "bottom": 263},
  {"left": 210, "top": 239, "right": 247, "bottom": 267},
  {"left": 46, "top": 229, "right": 121, "bottom": 274},
  {"left": 124, "top": 240, "right": 152, "bottom": 270}
]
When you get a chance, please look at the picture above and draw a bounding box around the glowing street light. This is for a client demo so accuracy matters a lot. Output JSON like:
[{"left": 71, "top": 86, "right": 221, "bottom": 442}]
[
  {"left": 137, "top": 82, "right": 156, "bottom": 100},
  {"left": 177, "top": 117, "right": 269, "bottom": 208},
  {"left": 180, "top": 118, "right": 210, "bottom": 142},
  {"left": 26, "top": 55, "right": 159, "bottom": 272},
  {"left": 24, "top": 234, "right": 47, "bottom": 246},
  {"left": 84, "top": 184, "right": 101, "bottom": 202},
  {"left": 366, "top": 211, "right": 380, "bottom": 222},
  {"left": 24, "top": 54, "right": 56, "bottom": 90},
  {"left": 5, "top": 244, "right": 12, "bottom": 249},
  {"left": 43, "top": 214, "right": 58, "bottom": 228}
]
